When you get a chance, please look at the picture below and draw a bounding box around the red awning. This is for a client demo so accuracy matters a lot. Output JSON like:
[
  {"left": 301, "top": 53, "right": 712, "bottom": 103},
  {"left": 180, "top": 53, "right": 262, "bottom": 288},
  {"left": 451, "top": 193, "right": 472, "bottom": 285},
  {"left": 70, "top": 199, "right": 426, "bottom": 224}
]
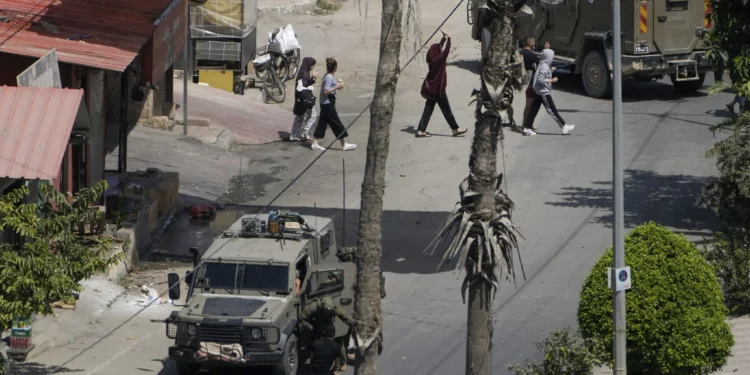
[
  {"left": 0, "top": 86, "right": 84, "bottom": 180},
  {"left": 0, "top": 0, "right": 184, "bottom": 72}
]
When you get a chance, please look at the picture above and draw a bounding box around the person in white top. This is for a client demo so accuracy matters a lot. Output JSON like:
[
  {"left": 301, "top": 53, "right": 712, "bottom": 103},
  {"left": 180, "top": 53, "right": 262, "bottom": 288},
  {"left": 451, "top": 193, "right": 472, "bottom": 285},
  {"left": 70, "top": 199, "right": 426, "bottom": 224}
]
[{"left": 310, "top": 57, "right": 357, "bottom": 151}]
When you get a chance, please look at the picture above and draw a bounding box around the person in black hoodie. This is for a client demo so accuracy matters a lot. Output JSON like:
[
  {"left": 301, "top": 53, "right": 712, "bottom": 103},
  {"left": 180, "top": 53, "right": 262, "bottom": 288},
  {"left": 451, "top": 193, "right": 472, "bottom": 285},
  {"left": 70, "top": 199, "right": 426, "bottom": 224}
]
[{"left": 290, "top": 57, "right": 318, "bottom": 142}]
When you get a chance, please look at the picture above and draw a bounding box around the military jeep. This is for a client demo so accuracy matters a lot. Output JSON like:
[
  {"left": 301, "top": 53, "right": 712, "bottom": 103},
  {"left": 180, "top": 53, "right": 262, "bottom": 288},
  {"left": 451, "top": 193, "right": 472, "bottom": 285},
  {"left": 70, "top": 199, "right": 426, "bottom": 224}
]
[{"left": 162, "top": 211, "right": 374, "bottom": 375}]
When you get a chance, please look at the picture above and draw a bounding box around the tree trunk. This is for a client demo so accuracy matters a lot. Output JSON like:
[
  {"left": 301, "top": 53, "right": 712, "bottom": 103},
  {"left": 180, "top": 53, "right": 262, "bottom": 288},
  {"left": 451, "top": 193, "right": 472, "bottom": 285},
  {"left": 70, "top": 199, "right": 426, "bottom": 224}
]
[
  {"left": 465, "top": 3, "right": 517, "bottom": 375},
  {"left": 354, "top": 0, "right": 404, "bottom": 374}
]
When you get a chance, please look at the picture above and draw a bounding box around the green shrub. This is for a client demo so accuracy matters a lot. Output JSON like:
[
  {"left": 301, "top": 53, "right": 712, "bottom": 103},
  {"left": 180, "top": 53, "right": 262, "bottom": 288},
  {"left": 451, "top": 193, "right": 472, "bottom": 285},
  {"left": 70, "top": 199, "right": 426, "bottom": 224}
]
[
  {"left": 578, "top": 222, "right": 734, "bottom": 375},
  {"left": 508, "top": 327, "right": 603, "bottom": 375},
  {"left": 703, "top": 231, "right": 750, "bottom": 316},
  {"left": 699, "top": 133, "right": 750, "bottom": 231}
]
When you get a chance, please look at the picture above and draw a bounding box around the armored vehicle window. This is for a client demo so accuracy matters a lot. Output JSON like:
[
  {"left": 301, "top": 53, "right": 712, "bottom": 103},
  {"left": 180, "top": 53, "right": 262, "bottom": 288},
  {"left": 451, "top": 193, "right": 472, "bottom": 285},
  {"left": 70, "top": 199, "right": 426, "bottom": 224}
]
[
  {"left": 307, "top": 269, "right": 344, "bottom": 297},
  {"left": 200, "top": 262, "right": 290, "bottom": 295},
  {"left": 666, "top": 0, "right": 688, "bottom": 11}
]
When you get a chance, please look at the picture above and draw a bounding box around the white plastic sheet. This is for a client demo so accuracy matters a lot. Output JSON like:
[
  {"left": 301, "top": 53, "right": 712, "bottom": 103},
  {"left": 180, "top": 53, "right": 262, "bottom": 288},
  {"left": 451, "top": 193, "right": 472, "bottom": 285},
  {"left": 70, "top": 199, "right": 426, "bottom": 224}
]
[{"left": 267, "top": 24, "right": 301, "bottom": 55}]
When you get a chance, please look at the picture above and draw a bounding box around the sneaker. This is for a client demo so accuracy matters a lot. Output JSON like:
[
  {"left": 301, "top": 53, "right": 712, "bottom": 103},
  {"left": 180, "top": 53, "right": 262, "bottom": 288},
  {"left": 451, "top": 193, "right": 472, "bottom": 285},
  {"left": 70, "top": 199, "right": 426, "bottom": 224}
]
[
  {"left": 311, "top": 143, "right": 326, "bottom": 151},
  {"left": 342, "top": 143, "right": 357, "bottom": 151},
  {"left": 522, "top": 128, "right": 536, "bottom": 136},
  {"left": 561, "top": 124, "right": 575, "bottom": 135},
  {"left": 289, "top": 136, "right": 300, "bottom": 142}
]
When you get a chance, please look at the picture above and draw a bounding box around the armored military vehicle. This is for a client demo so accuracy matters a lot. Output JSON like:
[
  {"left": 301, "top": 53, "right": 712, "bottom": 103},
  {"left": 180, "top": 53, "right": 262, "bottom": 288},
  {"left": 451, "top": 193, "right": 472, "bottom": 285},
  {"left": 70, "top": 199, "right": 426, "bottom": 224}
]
[
  {"left": 161, "top": 210, "right": 378, "bottom": 375},
  {"left": 469, "top": 0, "right": 715, "bottom": 98}
]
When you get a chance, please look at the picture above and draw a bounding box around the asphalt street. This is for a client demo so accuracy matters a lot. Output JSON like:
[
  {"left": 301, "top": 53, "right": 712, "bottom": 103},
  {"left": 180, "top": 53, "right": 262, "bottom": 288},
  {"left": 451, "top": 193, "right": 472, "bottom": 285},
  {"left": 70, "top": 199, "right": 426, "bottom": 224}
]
[{"left": 14, "top": 0, "right": 738, "bottom": 373}]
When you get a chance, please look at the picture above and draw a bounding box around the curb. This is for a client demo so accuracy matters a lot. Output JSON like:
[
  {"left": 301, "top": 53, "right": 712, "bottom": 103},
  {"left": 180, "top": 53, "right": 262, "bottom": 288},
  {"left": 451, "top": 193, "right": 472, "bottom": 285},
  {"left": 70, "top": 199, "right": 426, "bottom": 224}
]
[{"left": 259, "top": 0, "right": 317, "bottom": 17}]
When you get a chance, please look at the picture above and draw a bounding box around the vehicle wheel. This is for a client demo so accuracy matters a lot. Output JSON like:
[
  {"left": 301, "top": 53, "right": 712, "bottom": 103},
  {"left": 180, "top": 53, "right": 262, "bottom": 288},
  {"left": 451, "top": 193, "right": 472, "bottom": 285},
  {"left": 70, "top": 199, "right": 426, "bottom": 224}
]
[
  {"left": 275, "top": 335, "right": 299, "bottom": 375},
  {"left": 263, "top": 70, "right": 286, "bottom": 104},
  {"left": 581, "top": 50, "right": 612, "bottom": 99},
  {"left": 671, "top": 73, "right": 706, "bottom": 94},
  {"left": 175, "top": 363, "right": 200, "bottom": 375},
  {"left": 480, "top": 27, "right": 491, "bottom": 61}
]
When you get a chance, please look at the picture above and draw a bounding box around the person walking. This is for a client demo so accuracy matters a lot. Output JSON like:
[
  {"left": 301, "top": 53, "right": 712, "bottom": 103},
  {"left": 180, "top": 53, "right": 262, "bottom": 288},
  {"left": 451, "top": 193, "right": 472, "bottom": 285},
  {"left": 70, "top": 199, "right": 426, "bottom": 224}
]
[
  {"left": 519, "top": 39, "right": 551, "bottom": 132},
  {"left": 522, "top": 48, "right": 575, "bottom": 136},
  {"left": 725, "top": 65, "right": 746, "bottom": 116},
  {"left": 290, "top": 57, "right": 318, "bottom": 142},
  {"left": 310, "top": 58, "right": 357, "bottom": 151},
  {"left": 415, "top": 29, "right": 468, "bottom": 138}
]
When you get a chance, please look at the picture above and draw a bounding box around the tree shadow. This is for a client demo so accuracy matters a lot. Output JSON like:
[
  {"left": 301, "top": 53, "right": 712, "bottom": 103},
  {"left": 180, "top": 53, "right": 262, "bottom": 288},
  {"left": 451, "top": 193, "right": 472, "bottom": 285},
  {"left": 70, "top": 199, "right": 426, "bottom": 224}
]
[
  {"left": 10, "top": 362, "right": 82, "bottom": 375},
  {"left": 149, "top": 194, "right": 453, "bottom": 275},
  {"left": 545, "top": 169, "right": 716, "bottom": 233},
  {"left": 447, "top": 59, "right": 481, "bottom": 75}
]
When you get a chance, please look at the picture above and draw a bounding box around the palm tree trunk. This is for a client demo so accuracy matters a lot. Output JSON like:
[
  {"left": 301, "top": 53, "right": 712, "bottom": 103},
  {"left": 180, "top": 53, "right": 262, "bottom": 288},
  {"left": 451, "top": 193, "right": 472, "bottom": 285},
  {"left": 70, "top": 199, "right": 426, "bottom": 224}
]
[
  {"left": 354, "top": 0, "right": 404, "bottom": 373},
  {"left": 465, "top": 2, "right": 518, "bottom": 375}
]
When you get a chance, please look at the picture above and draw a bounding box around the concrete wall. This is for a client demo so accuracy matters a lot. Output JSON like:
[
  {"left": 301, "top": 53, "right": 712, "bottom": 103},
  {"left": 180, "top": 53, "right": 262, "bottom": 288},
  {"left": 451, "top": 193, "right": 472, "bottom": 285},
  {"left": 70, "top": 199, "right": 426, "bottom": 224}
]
[{"left": 87, "top": 69, "right": 106, "bottom": 185}]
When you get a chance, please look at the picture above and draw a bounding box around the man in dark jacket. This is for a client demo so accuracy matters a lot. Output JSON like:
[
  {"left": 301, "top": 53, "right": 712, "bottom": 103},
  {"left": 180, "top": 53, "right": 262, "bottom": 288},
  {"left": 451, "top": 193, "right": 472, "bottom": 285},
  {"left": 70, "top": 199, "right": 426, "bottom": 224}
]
[
  {"left": 300, "top": 296, "right": 355, "bottom": 371},
  {"left": 309, "top": 325, "right": 346, "bottom": 375},
  {"left": 415, "top": 29, "right": 468, "bottom": 138}
]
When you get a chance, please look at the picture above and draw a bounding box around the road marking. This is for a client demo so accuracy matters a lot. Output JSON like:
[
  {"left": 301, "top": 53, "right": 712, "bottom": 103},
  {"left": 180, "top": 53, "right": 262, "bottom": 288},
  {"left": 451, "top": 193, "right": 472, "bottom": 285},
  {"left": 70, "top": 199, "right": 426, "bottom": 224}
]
[{"left": 83, "top": 331, "right": 155, "bottom": 375}]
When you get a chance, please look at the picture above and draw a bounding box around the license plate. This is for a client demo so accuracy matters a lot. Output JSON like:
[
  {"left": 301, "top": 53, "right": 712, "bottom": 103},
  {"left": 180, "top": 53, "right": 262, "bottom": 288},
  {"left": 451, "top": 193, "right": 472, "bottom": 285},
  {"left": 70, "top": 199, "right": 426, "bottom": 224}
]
[{"left": 635, "top": 45, "right": 650, "bottom": 54}]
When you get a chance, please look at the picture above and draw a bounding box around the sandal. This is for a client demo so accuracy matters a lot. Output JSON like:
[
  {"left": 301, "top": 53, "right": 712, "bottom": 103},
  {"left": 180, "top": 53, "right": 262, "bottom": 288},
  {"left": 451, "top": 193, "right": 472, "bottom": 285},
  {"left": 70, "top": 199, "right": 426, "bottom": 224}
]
[
  {"left": 453, "top": 128, "right": 468, "bottom": 137},
  {"left": 415, "top": 132, "right": 432, "bottom": 138}
]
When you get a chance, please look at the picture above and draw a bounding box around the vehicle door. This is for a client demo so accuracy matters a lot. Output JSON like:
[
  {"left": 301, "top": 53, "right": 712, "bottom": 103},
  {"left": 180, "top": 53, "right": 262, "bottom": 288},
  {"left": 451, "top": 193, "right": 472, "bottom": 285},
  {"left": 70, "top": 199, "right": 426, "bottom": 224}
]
[
  {"left": 652, "top": 0, "right": 702, "bottom": 55},
  {"left": 302, "top": 262, "right": 357, "bottom": 337}
]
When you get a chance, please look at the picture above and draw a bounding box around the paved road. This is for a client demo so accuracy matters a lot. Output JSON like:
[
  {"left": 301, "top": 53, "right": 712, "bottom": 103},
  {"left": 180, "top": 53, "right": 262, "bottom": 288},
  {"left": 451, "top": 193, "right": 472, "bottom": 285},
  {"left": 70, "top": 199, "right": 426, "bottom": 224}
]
[{"left": 14, "top": 0, "right": 737, "bottom": 373}]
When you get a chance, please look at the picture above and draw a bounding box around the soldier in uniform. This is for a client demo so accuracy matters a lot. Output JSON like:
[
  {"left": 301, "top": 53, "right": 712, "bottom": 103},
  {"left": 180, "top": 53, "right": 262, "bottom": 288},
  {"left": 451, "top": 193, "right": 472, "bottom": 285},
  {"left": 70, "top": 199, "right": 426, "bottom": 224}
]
[{"left": 300, "top": 295, "right": 355, "bottom": 371}]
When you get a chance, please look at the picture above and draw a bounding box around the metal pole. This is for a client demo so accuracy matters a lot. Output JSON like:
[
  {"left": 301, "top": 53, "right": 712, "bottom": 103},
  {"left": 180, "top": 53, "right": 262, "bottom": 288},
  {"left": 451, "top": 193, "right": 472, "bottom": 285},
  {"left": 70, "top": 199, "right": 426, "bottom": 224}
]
[
  {"left": 183, "top": 0, "right": 189, "bottom": 136},
  {"left": 612, "top": 0, "right": 626, "bottom": 373},
  {"left": 342, "top": 158, "right": 346, "bottom": 248}
]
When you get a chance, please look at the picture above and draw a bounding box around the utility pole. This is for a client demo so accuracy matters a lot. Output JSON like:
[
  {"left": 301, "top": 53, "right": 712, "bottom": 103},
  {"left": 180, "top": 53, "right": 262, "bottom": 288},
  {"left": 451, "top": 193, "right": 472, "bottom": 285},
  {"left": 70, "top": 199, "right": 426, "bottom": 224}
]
[
  {"left": 612, "top": 0, "right": 626, "bottom": 373},
  {"left": 183, "top": 0, "right": 189, "bottom": 136}
]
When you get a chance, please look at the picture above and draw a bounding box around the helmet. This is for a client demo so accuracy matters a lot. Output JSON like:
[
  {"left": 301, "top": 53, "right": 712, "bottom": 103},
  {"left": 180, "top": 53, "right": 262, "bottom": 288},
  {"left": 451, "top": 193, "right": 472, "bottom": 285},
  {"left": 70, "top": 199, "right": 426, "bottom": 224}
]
[{"left": 320, "top": 296, "right": 335, "bottom": 311}]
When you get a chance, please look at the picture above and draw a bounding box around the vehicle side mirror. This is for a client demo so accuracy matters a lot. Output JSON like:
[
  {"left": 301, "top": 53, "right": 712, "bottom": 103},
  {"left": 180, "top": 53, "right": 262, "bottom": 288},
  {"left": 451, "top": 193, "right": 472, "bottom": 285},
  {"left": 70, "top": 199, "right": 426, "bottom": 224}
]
[
  {"left": 185, "top": 270, "right": 194, "bottom": 286},
  {"left": 168, "top": 273, "right": 181, "bottom": 301},
  {"left": 189, "top": 247, "right": 200, "bottom": 267}
]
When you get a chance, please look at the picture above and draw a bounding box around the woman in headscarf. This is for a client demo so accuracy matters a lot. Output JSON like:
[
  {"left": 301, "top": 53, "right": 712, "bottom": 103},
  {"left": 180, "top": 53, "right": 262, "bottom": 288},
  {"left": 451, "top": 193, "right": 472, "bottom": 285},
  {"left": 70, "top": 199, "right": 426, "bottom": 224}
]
[
  {"left": 290, "top": 57, "right": 318, "bottom": 142},
  {"left": 415, "top": 29, "right": 468, "bottom": 138}
]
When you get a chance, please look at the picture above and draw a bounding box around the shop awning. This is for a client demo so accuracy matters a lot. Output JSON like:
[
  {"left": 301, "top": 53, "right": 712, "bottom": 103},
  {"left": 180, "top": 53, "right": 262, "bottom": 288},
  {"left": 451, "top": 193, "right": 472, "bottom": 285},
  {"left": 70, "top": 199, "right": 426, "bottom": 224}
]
[
  {"left": 0, "top": 86, "right": 85, "bottom": 180},
  {"left": 0, "top": 0, "right": 185, "bottom": 72}
]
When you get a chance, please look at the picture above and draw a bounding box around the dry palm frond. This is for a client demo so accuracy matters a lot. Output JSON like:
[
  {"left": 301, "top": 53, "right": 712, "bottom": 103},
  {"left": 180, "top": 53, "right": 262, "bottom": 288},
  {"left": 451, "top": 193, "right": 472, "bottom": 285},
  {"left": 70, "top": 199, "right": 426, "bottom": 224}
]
[{"left": 425, "top": 173, "right": 525, "bottom": 302}]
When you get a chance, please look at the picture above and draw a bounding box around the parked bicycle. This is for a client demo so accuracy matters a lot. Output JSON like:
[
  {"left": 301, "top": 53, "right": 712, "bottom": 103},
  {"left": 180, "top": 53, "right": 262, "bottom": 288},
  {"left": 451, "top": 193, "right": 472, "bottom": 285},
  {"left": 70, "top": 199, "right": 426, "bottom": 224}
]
[
  {"left": 244, "top": 46, "right": 286, "bottom": 104},
  {"left": 265, "top": 26, "right": 301, "bottom": 83}
]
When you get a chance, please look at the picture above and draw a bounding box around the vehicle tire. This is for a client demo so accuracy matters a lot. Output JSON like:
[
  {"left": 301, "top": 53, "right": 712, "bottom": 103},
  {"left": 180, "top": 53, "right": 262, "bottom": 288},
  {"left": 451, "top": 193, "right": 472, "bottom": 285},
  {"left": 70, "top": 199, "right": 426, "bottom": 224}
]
[
  {"left": 670, "top": 73, "right": 706, "bottom": 94},
  {"left": 581, "top": 50, "right": 612, "bottom": 99},
  {"left": 275, "top": 335, "right": 299, "bottom": 375},
  {"left": 480, "top": 27, "right": 491, "bottom": 61},
  {"left": 263, "top": 70, "right": 286, "bottom": 104},
  {"left": 175, "top": 363, "right": 200, "bottom": 375}
]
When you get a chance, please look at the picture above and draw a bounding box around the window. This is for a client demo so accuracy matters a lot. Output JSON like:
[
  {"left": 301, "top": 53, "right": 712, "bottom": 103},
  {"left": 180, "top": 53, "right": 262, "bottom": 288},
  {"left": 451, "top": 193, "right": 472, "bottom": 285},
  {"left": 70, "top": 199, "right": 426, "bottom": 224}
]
[
  {"left": 666, "top": 0, "right": 688, "bottom": 11},
  {"left": 307, "top": 269, "right": 344, "bottom": 297},
  {"left": 199, "top": 262, "right": 290, "bottom": 295}
]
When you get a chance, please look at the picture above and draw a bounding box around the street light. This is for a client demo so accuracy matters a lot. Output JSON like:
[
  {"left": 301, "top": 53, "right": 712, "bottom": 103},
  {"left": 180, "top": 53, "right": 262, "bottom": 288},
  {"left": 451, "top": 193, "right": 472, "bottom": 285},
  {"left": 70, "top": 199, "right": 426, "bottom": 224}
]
[{"left": 611, "top": 0, "right": 626, "bottom": 374}]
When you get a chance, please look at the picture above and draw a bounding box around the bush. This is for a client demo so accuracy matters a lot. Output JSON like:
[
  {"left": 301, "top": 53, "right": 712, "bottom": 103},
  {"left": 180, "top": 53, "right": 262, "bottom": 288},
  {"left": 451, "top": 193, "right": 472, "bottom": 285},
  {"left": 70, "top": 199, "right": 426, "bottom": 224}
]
[
  {"left": 699, "top": 133, "right": 750, "bottom": 231},
  {"left": 703, "top": 232, "right": 750, "bottom": 316},
  {"left": 578, "top": 223, "right": 734, "bottom": 375},
  {"left": 508, "top": 327, "right": 603, "bottom": 375}
]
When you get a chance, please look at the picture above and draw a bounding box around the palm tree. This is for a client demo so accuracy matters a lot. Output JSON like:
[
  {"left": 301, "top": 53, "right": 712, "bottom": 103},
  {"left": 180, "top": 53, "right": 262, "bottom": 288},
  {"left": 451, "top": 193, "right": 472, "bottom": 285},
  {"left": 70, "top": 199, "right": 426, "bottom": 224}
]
[{"left": 426, "top": 1, "right": 537, "bottom": 373}]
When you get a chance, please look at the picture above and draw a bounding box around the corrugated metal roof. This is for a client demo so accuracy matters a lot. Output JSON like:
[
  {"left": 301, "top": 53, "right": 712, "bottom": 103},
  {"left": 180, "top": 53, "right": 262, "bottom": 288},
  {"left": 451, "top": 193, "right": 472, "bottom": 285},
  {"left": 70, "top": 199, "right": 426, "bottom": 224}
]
[
  {"left": 0, "top": 86, "right": 83, "bottom": 180},
  {"left": 0, "top": 0, "right": 182, "bottom": 72}
]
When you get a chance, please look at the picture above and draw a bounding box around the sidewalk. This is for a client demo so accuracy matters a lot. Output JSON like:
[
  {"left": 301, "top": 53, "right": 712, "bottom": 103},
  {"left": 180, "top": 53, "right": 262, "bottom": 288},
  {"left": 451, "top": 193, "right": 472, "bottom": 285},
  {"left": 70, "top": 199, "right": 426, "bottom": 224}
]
[
  {"left": 173, "top": 77, "right": 295, "bottom": 147},
  {"left": 593, "top": 315, "right": 750, "bottom": 374}
]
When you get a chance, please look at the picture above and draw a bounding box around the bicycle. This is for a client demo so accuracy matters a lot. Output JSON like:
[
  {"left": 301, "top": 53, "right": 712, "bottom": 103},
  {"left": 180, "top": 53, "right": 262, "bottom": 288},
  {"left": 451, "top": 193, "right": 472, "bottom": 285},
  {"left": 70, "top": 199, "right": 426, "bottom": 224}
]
[
  {"left": 263, "top": 26, "right": 301, "bottom": 83},
  {"left": 246, "top": 46, "right": 287, "bottom": 104}
]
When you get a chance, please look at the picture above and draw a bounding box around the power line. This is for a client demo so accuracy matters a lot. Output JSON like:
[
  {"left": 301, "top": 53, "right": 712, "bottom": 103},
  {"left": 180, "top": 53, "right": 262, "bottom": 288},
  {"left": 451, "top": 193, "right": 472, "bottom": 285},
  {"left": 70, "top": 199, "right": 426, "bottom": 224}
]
[{"left": 44, "top": 1, "right": 467, "bottom": 373}]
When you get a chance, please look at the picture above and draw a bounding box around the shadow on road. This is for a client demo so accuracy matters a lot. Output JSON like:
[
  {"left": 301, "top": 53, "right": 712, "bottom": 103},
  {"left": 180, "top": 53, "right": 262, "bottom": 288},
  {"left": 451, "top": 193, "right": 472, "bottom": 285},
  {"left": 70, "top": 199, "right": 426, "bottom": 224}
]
[
  {"left": 545, "top": 169, "right": 716, "bottom": 235},
  {"left": 449, "top": 58, "right": 713, "bottom": 104},
  {"left": 10, "top": 362, "right": 82, "bottom": 375},
  {"left": 150, "top": 194, "right": 452, "bottom": 275}
]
